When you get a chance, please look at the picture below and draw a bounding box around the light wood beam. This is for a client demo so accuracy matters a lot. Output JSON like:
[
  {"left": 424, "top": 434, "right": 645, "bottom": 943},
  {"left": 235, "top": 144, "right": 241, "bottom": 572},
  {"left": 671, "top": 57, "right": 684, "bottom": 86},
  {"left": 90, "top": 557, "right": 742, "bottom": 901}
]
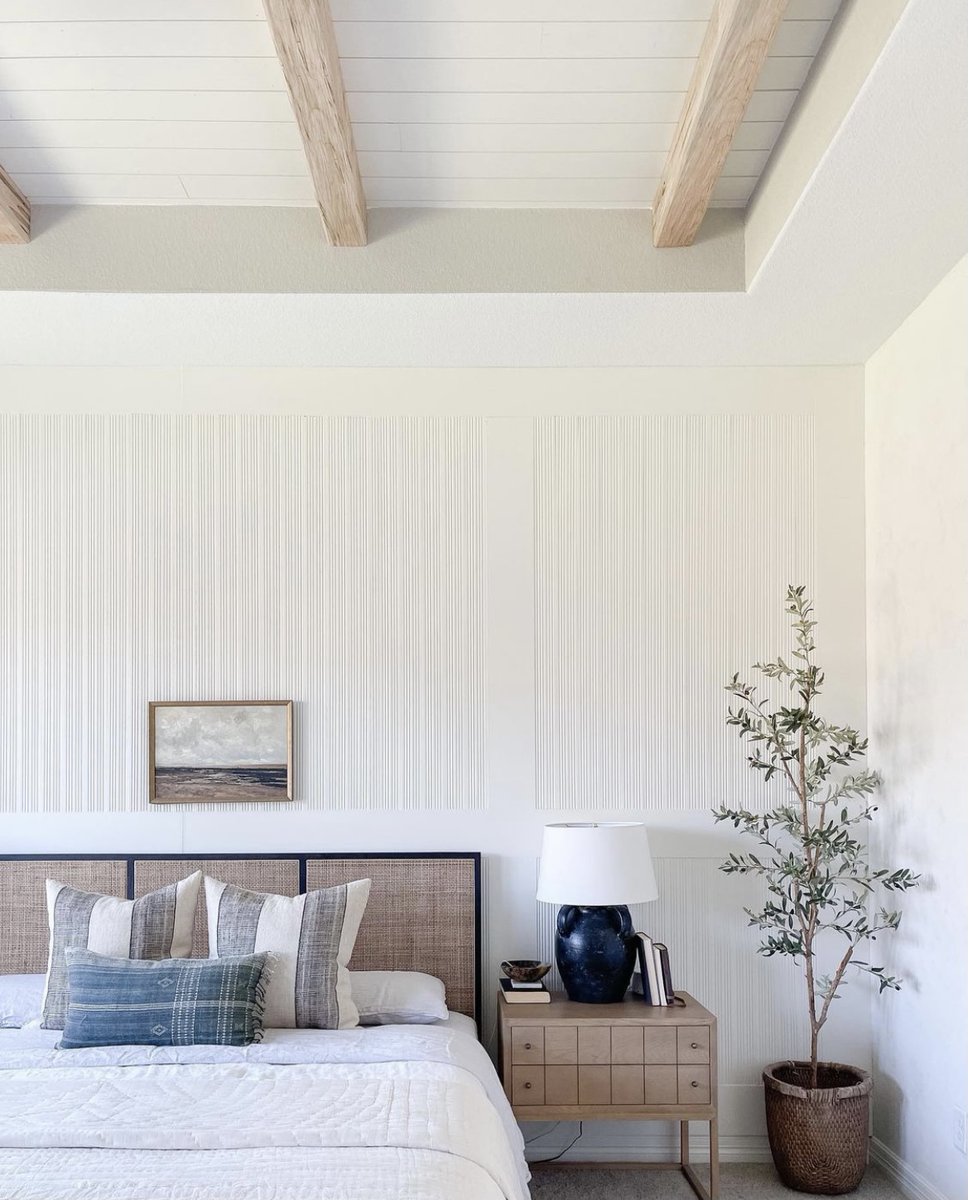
[
  {"left": 262, "top": 0, "right": 366, "bottom": 246},
  {"left": 0, "top": 165, "right": 30, "bottom": 245},
  {"left": 652, "top": 0, "right": 788, "bottom": 248}
]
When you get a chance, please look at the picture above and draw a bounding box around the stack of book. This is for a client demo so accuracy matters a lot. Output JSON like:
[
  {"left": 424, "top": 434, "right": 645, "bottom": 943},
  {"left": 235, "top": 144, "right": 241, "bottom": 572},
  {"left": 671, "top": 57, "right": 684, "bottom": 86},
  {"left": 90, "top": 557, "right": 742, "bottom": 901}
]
[
  {"left": 499, "top": 977, "right": 551, "bottom": 1004},
  {"left": 631, "top": 932, "right": 676, "bottom": 1006}
]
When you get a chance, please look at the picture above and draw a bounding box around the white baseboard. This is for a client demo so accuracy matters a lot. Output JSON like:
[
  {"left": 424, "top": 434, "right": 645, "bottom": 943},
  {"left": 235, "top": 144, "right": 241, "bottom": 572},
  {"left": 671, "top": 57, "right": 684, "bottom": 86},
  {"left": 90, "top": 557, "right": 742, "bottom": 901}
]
[
  {"left": 523, "top": 1127, "right": 952, "bottom": 1192},
  {"left": 525, "top": 1133, "right": 772, "bottom": 1165},
  {"left": 870, "top": 1138, "right": 951, "bottom": 1200}
]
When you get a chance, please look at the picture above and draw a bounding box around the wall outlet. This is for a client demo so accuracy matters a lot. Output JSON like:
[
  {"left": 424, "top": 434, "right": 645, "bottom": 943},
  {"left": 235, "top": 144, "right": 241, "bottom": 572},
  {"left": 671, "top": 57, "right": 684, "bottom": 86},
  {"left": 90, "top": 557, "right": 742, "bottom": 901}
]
[{"left": 954, "top": 1107, "right": 967, "bottom": 1157}]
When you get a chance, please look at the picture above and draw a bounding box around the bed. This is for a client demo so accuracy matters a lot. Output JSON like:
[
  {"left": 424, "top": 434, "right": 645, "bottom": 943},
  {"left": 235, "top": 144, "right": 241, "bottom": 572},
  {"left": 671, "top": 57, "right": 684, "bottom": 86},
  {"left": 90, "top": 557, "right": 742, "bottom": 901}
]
[{"left": 0, "top": 853, "right": 529, "bottom": 1200}]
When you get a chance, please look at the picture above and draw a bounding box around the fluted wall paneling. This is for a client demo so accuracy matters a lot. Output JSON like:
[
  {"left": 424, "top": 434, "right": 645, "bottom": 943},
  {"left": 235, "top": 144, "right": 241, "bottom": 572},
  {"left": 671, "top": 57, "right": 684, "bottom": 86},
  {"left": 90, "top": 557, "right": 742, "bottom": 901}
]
[
  {"left": 0, "top": 415, "right": 485, "bottom": 813},
  {"left": 0, "top": 373, "right": 869, "bottom": 1160},
  {"left": 535, "top": 414, "right": 816, "bottom": 811}
]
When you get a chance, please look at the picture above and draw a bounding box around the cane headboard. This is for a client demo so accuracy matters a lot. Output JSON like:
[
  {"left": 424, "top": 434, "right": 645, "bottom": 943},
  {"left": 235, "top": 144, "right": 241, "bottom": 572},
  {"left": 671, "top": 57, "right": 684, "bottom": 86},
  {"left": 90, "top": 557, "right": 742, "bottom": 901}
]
[{"left": 0, "top": 852, "right": 482, "bottom": 1022}]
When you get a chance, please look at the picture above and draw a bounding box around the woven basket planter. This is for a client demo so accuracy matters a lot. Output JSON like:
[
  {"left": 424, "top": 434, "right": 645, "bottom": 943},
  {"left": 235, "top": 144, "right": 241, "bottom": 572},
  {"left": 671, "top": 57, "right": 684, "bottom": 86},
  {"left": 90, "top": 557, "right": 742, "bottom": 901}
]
[{"left": 763, "top": 1061, "right": 872, "bottom": 1195}]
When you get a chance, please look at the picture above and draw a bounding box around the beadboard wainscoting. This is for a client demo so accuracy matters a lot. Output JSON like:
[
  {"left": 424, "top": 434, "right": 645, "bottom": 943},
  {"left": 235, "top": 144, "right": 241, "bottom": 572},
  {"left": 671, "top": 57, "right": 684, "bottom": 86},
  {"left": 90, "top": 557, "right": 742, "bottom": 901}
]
[{"left": 0, "top": 365, "right": 867, "bottom": 1161}]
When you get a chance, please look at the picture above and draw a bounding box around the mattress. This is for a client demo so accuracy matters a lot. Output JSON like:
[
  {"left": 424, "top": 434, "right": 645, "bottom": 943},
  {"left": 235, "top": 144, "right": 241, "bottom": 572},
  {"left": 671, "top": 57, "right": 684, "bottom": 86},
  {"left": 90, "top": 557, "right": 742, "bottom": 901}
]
[{"left": 0, "top": 1013, "right": 529, "bottom": 1200}]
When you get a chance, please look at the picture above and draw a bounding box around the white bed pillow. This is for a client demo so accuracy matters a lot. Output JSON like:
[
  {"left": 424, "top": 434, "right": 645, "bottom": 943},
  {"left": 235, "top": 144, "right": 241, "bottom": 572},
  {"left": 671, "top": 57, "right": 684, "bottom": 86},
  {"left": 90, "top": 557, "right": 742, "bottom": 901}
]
[
  {"left": 351, "top": 971, "right": 448, "bottom": 1025},
  {"left": 205, "top": 876, "right": 371, "bottom": 1030},
  {"left": 0, "top": 973, "right": 44, "bottom": 1028}
]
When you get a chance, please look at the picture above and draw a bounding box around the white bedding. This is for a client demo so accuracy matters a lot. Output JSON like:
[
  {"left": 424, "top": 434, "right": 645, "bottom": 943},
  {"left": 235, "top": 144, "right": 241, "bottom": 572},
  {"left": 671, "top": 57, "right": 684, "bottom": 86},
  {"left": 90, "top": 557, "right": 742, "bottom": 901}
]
[{"left": 0, "top": 1015, "right": 530, "bottom": 1200}]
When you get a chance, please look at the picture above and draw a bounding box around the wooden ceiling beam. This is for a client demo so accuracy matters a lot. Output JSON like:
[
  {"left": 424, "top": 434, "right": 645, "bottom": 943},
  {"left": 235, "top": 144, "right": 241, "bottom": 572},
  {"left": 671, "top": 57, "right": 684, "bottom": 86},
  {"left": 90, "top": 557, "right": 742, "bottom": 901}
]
[
  {"left": 0, "top": 165, "right": 30, "bottom": 245},
  {"left": 652, "top": 0, "right": 788, "bottom": 248},
  {"left": 262, "top": 0, "right": 366, "bottom": 247}
]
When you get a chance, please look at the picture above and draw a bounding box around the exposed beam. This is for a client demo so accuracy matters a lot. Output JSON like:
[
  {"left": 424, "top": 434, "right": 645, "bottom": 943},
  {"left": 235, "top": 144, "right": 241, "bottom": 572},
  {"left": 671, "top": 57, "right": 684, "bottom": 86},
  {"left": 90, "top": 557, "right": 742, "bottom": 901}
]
[
  {"left": 0, "top": 165, "right": 30, "bottom": 245},
  {"left": 652, "top": 0, "right": 788, "bottom": 248},
  {"left": 262, "top": 0, "right": 366, "bottom": 247}
]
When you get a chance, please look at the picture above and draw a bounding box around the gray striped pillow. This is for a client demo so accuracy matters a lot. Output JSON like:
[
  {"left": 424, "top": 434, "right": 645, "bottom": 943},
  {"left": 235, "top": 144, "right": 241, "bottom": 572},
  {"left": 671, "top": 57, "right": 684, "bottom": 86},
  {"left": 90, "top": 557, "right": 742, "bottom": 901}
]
[
  {"left": 41, "top": 872, "right": 202, "bottom": 1030},
  {"left": 205, "top": 876, "right": 370, "bottom": 1030}
]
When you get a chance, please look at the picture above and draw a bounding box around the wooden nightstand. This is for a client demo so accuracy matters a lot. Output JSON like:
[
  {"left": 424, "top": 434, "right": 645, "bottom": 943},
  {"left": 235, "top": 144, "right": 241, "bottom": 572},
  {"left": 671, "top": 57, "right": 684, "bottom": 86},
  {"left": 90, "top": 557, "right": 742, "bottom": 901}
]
[{"left": 498, "top": 990, "right": 718, "bottom": 1200}]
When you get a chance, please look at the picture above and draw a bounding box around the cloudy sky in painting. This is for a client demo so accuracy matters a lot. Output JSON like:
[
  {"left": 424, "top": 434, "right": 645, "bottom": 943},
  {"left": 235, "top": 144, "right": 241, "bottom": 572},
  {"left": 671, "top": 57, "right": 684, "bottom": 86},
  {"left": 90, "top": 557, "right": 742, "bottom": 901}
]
[{"left": 154, "top": 705, "right": 288, "bottom": 767}]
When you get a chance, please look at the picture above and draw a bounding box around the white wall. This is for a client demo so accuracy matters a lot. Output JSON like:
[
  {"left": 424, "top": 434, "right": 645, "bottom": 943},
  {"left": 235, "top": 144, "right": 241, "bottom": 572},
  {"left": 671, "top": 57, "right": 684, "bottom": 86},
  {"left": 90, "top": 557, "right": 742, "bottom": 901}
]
[
  {"left": 866, "top": 257, "right": 968, "bottom": 1200},
  {"left": 0, "top": 365, "right": 868, "bottom": 1161}
]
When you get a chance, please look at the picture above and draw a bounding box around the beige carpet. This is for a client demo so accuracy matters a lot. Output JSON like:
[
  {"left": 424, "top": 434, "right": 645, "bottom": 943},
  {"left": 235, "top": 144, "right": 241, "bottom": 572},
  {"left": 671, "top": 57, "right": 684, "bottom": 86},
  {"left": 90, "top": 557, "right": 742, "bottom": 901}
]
[{"left": 527, "top": 1163, "right": 903, "bottom": 1199}]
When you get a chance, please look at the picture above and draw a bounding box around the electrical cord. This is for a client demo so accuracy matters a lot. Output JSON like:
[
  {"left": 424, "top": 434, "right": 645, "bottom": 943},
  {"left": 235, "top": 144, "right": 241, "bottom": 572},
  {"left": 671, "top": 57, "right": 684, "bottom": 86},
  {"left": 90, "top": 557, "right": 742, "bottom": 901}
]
[
  {"left": 529, "top": 1121, "right": 583, "bottom": 1165},
  {"left": 524, "top": 1121, "right": 561, "bottom": 1145}
]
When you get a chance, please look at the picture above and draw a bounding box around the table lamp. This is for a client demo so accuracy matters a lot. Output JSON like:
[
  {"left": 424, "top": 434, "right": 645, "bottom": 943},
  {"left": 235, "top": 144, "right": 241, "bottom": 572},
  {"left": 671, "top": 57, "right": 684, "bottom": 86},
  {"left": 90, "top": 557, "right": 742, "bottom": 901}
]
[{"left": 536, "top": 821, "right": 659, "bottom": 1003}]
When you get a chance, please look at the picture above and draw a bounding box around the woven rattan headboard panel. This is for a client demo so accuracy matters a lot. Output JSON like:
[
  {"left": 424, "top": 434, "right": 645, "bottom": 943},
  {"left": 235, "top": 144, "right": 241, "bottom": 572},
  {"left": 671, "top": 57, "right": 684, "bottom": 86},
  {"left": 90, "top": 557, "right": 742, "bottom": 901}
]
[
  {"left": 308, "top": 857, "right": 477, "bottom": 1021},
  {"left": 0, "top": 859, "right": 127, "bottom": 975},
  {"left": 0, "top": 853, "right": 481, "bottom": 1021}
]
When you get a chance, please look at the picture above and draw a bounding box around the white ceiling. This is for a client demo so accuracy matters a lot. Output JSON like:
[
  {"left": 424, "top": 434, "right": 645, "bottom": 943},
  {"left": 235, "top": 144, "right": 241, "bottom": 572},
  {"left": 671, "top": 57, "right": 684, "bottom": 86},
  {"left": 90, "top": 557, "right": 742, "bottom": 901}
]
[
  {"left": 2, "top": 0, "right": 964, "bottom": 369},
  {"left": 0, "top": 0, "right": 842, "bottom": 208}
]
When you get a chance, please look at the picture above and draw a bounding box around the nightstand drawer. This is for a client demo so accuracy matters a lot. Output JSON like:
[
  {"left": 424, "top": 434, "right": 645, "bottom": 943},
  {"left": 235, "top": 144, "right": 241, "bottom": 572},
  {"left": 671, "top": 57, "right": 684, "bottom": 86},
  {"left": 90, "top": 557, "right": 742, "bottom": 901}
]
[
  {"left": 545, "top": 1065, "right": 578, "bottom": 1105},
  {"left": 678, "top": 1064, "right": 711, "bottom": 1104},
  {"left": 644, "top": 1064, "right": 678, "bottom": 1104},
  {"left": 498, "top": 990, "right": 717, "bottom": 1128},
  {"left": 511, "top": 1027, "right": 545, "bottom": 1065},
  {"left": 545, "top": 1026, "right": 578, "bottom": 1064},
  {"left": 611, "top": 1065, "right": 645, "bottom": 1105},
  {"left": 578, "top": 1026, "right": 611, "bottom": 1064},
  {"left": 643, "top": 1027, "right": 678, "bottom": 1064},
  {"left": 611, "top": 1026, "right": 644, "bottom": 1063},
  {"left": 512, "top": 1065, "right": 545, "bottom": 1105},
  {"left": 578, "top": 1064, "right": 611, "bottom": 1104},
  {"left": 678, "top": 1026, "right": 710, "bottom": 1064}
]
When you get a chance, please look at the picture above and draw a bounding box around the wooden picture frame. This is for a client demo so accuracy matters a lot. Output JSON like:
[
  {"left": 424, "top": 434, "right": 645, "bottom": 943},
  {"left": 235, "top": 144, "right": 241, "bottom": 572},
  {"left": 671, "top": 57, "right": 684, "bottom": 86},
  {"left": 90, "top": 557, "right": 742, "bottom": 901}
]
[{"left": 148, "top": 700, "right": 294, "bottom": 805}]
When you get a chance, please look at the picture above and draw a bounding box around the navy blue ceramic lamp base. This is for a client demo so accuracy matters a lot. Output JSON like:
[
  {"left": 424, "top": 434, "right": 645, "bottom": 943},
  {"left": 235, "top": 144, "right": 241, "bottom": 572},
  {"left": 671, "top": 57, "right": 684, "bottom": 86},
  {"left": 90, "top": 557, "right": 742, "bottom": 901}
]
[{"left": 555, "top": 903, "right": 637, "bottom": 1003}]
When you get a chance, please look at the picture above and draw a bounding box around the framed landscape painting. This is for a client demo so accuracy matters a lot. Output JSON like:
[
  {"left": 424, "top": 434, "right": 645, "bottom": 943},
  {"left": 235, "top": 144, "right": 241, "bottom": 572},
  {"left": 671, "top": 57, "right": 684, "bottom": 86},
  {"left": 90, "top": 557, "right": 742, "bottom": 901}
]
[{"left": 148, "top": 700, "right": 293, "bottom": 804}]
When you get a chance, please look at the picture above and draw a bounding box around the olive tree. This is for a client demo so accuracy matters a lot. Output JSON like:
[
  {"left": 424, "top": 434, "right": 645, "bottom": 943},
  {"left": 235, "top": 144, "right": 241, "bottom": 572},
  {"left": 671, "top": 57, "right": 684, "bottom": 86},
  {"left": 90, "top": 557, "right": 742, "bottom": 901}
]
[{"left": 714, "top": 586, "right": 919, "bottom": 1087}]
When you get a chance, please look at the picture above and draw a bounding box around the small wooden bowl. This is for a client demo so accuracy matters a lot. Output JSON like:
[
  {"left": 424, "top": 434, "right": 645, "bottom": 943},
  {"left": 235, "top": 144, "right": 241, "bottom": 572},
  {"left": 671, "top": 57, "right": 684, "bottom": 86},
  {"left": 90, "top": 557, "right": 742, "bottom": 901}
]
[{"left": 501, "top": 959, "right": 552, "bottom": 984}]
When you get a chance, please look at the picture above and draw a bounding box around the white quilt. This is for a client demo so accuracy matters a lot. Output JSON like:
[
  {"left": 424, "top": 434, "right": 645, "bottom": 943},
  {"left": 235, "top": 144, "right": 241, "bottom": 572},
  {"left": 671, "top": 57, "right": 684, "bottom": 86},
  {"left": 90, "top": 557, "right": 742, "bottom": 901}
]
[{"left": 0, "top": 1017, "right": 530, "bottom": 1200}]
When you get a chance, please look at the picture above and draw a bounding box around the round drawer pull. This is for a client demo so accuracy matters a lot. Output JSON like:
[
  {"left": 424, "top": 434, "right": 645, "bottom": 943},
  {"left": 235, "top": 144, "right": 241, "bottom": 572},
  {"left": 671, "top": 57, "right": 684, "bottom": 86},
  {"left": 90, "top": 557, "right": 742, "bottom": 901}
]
[
  {"left": 690, "top": 1042, "right": 699, "bottom": 1049},
  {"left": 690, "top": 1080, "right": 699, "bottom": 1088},
  {"left": 524, "top": 1043, "right": 532, "bottom": 1050},
  {"left": 524, "top": 1081, "right": 532, "bottom": 1090}
]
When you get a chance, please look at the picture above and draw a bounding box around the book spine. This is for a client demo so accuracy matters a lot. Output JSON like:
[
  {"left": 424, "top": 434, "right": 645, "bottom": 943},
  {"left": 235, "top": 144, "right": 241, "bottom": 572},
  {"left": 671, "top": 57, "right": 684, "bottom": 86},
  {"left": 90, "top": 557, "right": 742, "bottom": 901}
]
[
  {"left": 634, "top": 942, "right": 652, "bottom": 1003},
  {"left": 652, "top": 944, "right": 668, "bottom": 1006},
  {"left": 657, "top": 945, "right": 675, "bottom": 1002},
  {"left": 638, "top": 934, "right": 662, "bottom": 1006}
]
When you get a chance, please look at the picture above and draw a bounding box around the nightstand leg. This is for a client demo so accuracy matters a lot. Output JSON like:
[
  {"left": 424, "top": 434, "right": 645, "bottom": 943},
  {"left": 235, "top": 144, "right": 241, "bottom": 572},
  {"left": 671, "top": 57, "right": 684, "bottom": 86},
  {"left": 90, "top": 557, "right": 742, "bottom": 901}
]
[
  {"left": 709, "top": 1116, "right": 720, "bottom": 1200},
  {"left": 680, "top": 1118, "right": 718, "bottom": 1200}
]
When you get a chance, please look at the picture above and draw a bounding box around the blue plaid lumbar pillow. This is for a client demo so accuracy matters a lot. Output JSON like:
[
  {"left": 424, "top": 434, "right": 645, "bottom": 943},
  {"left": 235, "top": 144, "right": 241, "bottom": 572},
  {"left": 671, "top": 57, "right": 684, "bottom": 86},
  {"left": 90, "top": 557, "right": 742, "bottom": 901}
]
[{"left": 59, "top": 948, "right": 273, "bottom": 1050}]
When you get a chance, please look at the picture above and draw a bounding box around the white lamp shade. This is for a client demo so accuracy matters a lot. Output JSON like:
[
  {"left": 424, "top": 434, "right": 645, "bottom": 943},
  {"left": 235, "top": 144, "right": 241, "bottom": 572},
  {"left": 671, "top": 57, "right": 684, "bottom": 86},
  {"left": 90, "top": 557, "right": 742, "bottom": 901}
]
[{"left": 536, "top": 822, "right": 658, "bottom": 907}]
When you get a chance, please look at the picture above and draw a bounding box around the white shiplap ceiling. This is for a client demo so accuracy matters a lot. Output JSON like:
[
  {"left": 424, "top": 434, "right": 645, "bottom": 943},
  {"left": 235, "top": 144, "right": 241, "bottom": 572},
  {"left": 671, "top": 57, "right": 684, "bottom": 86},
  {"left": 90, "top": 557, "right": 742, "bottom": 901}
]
[{"left": 0, "top": 0, "right": 842, "bottom": 209}]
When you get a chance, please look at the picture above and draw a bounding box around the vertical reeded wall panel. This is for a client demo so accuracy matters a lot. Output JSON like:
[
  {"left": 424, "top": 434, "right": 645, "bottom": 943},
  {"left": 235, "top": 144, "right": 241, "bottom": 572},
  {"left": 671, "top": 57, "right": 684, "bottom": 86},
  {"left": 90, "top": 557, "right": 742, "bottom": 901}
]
[
  {"left": 535, "top": 414, "right": 816, "bottom": 811},
  {"left": 0, "top": 415, "right": 485, "bottom": 812}
]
